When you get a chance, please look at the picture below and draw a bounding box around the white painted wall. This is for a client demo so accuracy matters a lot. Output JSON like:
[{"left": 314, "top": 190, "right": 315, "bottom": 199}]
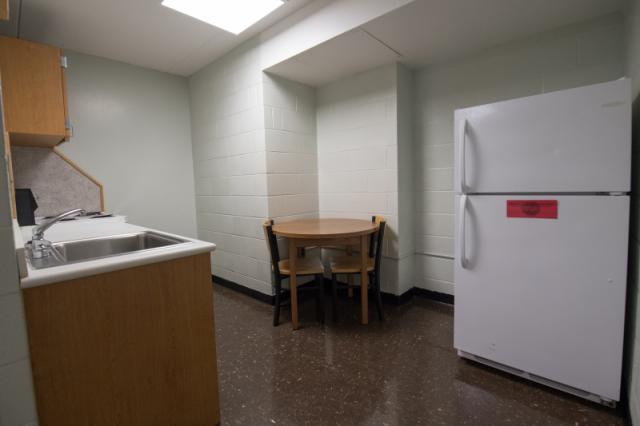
[
  {"left": 317, "top": 64, "right": 397, "bottom": 245},
  {"left": 413, "top": 13, "right": 627, "bottom": 295},
  {"left": 58, "top": 51, "right": 198, "bottom": 237},
  {"left": 316, "top": 63, "right": 413, "bottom": 294},
  {"left": 187, "top": 0, "right": 414, "bottom": 296},
  {"left": 189, "top": 33, "right": 320, "bottom": 295},
  {"left": 186, "top": 0, "right": 411, "bottom": 297},
  {"left": 189, "top": 39, "right": 271, "bottom": 294},
  {"left": 264, "top": 73, "right": 318, "bottom": 222},
  {"left": 0, "top": 127, "right": 37, "bottom": 425},
  {"left": 624, "top": 0, "right": 640, "bottom": 422},
  {"left": 264, "top": 74, "right": 319, "bottom": 286}
]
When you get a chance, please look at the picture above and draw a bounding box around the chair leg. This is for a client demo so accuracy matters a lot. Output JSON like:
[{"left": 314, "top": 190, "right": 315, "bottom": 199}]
[
  {"left": 346, "top": 246, "right": 354, "bottom": 299},
  {"left": 316, "top": 274, "right": 324, "bottom": 324},
  {"left": 331, "top": 273, "right": 339, "bottom": 322},
  {"left": 273, "top": 277, "right": 282, "bottom": 327},
  {"left": 374, "top": 272, "right": 384, "bottom": 321}
]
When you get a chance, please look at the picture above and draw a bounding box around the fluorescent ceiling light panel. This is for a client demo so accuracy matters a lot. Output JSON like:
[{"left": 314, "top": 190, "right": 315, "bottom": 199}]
[{"left": 161, "top": 0, "right": 285, "bottom": 35}]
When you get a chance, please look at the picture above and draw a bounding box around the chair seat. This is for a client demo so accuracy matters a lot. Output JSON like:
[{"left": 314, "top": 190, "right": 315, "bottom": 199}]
[
  {"left": 330, "top": 256, "right": 374, "bottom": 274},
  {"left": 278, "top": 257, "right": 324, "bottom": 275}
]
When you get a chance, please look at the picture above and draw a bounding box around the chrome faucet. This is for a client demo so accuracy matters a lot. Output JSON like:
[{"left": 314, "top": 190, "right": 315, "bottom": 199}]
[{"left": 28, "top": 209, "right": 85, "bottom": 258}]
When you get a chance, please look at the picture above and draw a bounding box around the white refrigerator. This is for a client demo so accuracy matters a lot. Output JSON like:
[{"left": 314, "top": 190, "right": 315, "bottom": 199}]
[{"left": 453, "top": 78, "right": 631, "bottom": 406}]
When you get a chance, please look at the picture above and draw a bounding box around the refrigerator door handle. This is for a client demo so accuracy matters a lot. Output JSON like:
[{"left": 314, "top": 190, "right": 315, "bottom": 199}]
[
  {"left": 458, "top": 118, "right": 467, "bottom": 193},
  {"left": 458, "top": 194, "right": 468, "bottom": 269}
]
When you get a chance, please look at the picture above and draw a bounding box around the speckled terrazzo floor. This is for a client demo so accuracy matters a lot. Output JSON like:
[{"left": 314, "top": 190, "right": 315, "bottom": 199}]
[{"left": 212, "top": 285, "right": 626, "bottom": 425}]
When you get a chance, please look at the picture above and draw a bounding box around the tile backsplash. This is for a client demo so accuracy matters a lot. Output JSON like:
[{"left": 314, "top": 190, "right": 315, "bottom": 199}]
[{"left": 11, "top": 146, "right": 101, "bottom": 217}]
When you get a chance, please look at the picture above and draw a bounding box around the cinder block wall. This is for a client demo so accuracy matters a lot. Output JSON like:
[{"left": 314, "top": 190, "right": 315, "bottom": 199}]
[
  {"left": 316, "top": 63, "right": 414, "bottom": 295},
  {"left": 190, "top": 13, "right": 627, "bottom": 299},
  {"left": 189, "top": 40, "right": 319, "bottom": 295},
  {"left": 189, "top": 39, "right": 272, "bottom": 294},
  {"left": 413, "top": 13, "right": 626, "bottom": 295}
]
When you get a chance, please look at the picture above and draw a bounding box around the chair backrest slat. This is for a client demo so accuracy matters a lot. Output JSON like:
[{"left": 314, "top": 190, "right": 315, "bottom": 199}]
[
  {"left": 374, "top": 219, "right": 386, "bottom": 273},
  {"left": 262, "top": 219, "right": 281, "bottom": 277},
  {"left": 368, "top": 216, "right": 376, "bottom": 258},
  {"left": 370, "top": 215, "right": 386, "bottom": 273}
]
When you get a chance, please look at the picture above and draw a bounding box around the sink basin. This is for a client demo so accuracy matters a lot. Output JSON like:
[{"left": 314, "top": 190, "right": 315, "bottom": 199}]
[{"left": 27, "top": 231, "right": 190, "bottom": 270}]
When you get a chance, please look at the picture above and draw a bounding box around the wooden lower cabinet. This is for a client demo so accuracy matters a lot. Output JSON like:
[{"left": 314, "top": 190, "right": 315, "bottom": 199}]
[{"left": 22, "top": 253, "right": 220, "bottom": 426}]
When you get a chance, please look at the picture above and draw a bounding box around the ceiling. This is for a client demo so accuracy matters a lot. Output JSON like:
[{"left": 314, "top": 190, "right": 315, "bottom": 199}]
[
  {"left": 0, "top": 0, "right": 627, "bottom": 81},
  {"left": 0, "top": 0, "right": 314, "bottom": 76},
  {"left": 267, "top": 0, "right": 627, "bottom": 86},
  {"left": 266, "top": 27, "right": 401, "bottom": 86}
]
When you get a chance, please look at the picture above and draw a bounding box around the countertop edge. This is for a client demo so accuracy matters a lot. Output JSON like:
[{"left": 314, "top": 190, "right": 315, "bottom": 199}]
[{"left": 20, "top": 242, "right": 216, "bottom": 289}]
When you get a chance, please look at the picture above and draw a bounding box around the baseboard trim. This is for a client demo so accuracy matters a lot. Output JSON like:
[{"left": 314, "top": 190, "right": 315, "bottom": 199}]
[
  {"left": 380, "top": 289, "right": 415, "bottom": 305},
  {"left": 380, "top": 287, "right": 454, "bottom": 305},
  {"left": 212, "top": 275, "right": 453, "bottom": 307},
  {"left": 212, "top": 275, "right": 274, "bottom": 305},
  {"left": 414, "top": 287, "right": 455, "bottom": 305}
]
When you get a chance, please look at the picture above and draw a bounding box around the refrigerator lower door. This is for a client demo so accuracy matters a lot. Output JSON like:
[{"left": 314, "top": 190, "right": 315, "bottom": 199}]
[{"left": 454, "top": 194, "right": 629, "bottom": 401}]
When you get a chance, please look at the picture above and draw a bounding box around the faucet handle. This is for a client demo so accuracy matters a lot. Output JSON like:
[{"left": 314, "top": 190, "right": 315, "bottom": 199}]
[{"left": 27, "top": 239, "right": 52, "bottom": 259}]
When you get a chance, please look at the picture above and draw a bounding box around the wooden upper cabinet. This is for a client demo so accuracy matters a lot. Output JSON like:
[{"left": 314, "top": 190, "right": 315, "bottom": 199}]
[
  {"left": 0, "top": 36, "right": 70, "bottom": 147},
  {"left": 0, "top": 0, "right": 8, "bottom": 21}
]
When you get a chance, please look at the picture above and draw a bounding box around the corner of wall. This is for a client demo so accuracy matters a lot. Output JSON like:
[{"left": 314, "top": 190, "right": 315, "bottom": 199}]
[
  {"left": 263, "top": 72, "right": 319, "bottom": 222},
  {"left": 624, "top": 0, "right": 640, "bottom": 423},
  {"left": 187, "top": 41, "right": 273, "bottom": 295},
  {"left": 396, "top": 62, "right": 416, "bottom": 293}
]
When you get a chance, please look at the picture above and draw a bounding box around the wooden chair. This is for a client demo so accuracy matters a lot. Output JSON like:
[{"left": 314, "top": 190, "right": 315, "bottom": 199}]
[
  {"left": 329, "top": 216, "right": 386, "bottom": 322},
  {"left": 263, "top": 220, "right": 325, "bottom": 327}
]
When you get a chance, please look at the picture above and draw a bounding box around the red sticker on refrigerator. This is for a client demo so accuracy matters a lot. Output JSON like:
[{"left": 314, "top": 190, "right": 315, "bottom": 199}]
[{"left": 507, "top": 200, "right": 558, "bottom": 219}]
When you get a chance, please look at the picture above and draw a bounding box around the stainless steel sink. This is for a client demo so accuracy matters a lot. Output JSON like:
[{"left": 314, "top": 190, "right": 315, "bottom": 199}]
[{"left": 27, "top": 231, "right": 190, "bottom": 270}]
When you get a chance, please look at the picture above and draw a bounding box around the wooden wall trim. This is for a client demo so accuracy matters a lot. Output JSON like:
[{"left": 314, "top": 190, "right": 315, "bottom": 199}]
[
  {"left": 4, "top": 130, "right": 15, "bottom": 218},
  {"left": 1, "top": 71, "right": 16, "bottom": 218},
  {"left": 52, "top": 147, "right": 105, "bottom": 211}
]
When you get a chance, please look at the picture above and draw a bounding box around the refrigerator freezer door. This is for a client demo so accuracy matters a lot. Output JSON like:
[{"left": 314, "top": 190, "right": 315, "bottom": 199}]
[
  {"left": 454, "top": 79, "right": 631, "bottom": 194},
  {"left": 454, "top": 195, "right": 629, "bottom": 401}
]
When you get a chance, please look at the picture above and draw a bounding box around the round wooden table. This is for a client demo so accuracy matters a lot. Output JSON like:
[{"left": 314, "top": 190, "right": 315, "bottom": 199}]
[{"left": 272, "top": 218, "right": 378, "bottom": 330}]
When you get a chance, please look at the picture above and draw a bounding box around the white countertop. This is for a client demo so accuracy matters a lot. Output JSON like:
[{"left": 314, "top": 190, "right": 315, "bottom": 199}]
[{"left": 17, "top": 218, "right": 216, "bottom": 289}]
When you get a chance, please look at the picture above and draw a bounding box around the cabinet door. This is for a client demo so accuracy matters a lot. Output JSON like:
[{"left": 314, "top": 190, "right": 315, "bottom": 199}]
[{"left": 0, "top": 36, "right": 67, "bottom": 146}]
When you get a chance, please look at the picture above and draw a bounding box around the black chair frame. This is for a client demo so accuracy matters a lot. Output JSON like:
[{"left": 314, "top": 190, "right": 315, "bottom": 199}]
[
  {"left": 264, "top": 220, "right": 324, "bottom": 327},
  {"left": 331, "top": 216, "right": 386, "bottom": 322}
]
